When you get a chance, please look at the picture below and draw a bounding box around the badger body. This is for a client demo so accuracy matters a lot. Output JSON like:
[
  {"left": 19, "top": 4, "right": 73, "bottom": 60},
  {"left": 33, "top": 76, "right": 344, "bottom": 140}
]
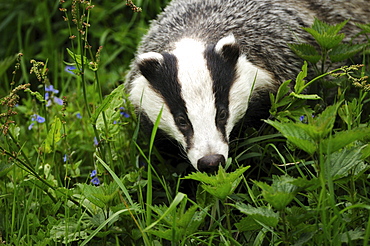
[{"left": 127, "top": 0, "right": 370, "bottom": 172}]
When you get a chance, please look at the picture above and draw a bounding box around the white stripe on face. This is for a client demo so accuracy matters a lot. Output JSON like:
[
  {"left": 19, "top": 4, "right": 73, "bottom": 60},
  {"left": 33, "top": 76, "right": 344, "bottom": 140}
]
[
  {"left": 172, "top": 38, "right": 229, "bottom": 170},
  {"left": 226, "top": 55, "right": 273, "bottom": 136}
]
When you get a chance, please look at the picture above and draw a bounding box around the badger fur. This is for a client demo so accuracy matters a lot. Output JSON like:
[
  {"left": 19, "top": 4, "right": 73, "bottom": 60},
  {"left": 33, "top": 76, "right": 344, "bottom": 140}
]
[{"left": 126, "top": 0, "right": 370, "bottom": 172}]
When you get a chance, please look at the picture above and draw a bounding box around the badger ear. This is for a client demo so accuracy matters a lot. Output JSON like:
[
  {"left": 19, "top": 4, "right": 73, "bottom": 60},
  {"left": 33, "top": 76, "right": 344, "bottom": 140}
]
[
  {"left": 137, "top": 52, "right": 164, "bottom": 81},
  {"left": 215, "top": 34, "right": 240, "bottom": 63}
]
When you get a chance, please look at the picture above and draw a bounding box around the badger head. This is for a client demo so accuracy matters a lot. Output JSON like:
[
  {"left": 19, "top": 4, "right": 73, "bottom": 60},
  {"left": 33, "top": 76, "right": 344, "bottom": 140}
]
[{"left": 129, "top": 34, "right": 272, "bottom": 172}]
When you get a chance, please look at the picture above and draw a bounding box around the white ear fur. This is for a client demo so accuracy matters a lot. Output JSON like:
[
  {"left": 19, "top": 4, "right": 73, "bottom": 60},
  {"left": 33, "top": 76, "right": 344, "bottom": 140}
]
[
  {"left": 215, "top": 34, "right": 237, "bottom": 54},
  {"left": 137, "top": 52, "right": 163, "bottom": 63}
]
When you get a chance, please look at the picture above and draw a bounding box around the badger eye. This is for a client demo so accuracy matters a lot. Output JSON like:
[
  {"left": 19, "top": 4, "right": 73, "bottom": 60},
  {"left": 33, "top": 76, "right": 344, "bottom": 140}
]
[
  {"left": 175, "top": 115, "right": 189, "bottom": 129},
  {"left": 218, "top": 109, "right": 228, "bottom": 122}
]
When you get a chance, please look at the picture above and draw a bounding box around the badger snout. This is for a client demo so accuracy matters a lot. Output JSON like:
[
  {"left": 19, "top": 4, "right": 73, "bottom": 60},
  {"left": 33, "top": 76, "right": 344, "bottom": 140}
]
[{"left": 197, "top": 154, "right": 225, "bottom": 173}]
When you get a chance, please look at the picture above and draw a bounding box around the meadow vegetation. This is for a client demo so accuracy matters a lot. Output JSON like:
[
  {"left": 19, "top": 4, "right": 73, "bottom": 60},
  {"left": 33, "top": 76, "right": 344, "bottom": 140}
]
[{"left": 0, "top": 0, "right": 369, "bottom": 245}]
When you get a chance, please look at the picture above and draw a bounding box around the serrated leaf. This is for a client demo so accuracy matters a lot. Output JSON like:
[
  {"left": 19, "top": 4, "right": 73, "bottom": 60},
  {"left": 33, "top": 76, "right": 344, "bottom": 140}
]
[
  {"left": 321, "top": 128, "right": 370, "bottom": 154},
  {"left": 44, "top": 117, "right": 62, "bottom": 153},
  {"left": 231, "top": 203, "right": 279, "bottom": 228},
  {"left": 255, "top": 176, "right": 301, "bottom": 210},
  {"left": 184, "top": 166, "right": 250, "bottom": 200},
  {"left": 265, "top": 120, "right": 317, "bottom": 155},
  {"left": 356, "top": 23, "right": 370, "bottom": 33},
  {"left": 289, "top": 43, "right": 321, "bottom": 64},
  {"left": 329, "top": 43, "right": 366, "bottom": 62},
  {"left": 235, "top": 216, "right": 262, "bottom": 231},
  {"left": 325, "top": 147, "right": 364, "bottom": 180},
  {"left": 311, "top": 103, "right": 340, "bottom": 139},
  {"left": 303, "top": 19, "right": 348, "bottom": 50}
]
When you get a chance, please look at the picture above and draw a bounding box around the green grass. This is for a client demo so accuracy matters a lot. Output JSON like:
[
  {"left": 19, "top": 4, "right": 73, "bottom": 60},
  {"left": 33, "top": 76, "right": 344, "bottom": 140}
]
[{"left": 0, "top": 0, "right": 370, "bottom": 245}]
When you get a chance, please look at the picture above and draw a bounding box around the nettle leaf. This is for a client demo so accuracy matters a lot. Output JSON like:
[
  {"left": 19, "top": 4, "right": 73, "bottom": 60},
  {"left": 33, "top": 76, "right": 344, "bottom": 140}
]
[
  {"left": 310, "top": 103, "right": 340, "bottom": 139},
  {"left": 329, "top": 43, "right": 366, "bottom": 62},
  {"left": 177, "top": 205, "right": 208, "bottom": 237},
  {"left": 321, "top": 128, "right": 370, "bottom": 154},
  {"left": 77, "top": 183, "right": 119, "bottom": 209},
  {"left": 254, "top": 176, "right": 299, "bottom": 210},
  {"left": 235, "top": 216, "right": 262, "bottom": 231},
  {"left": 325, "top": 147, "right": 364, "bottom": 180},
  {"left": 310, "top": 18, "right": 348, "bottom": 35},
  {"left": 184, "top": 166, "right": 249, "bottom": 200},
  {"left": 288, "top": 43, "right": 321, "bottom": 64},
  {"left": 44, "top": 117, "right": 62, "bottom": 153},
  {"left": 148, "top": 204, "right": 208, "bottom": 241},
  {"left": 356, "top": 23, "right": 370, "bottom": 33},
  {"left": 303, "top": 19, "right": 348, "bottom": 50},
  {"left": 265, "top": 120, "right": 317, "bottom": 155},
  {"left": 231, "top": 203, "right": 279, "bottom": 228}
]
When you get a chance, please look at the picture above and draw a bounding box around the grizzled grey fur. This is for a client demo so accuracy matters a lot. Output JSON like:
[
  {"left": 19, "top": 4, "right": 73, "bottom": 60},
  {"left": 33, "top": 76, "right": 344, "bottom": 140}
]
[{"left": 127, "top": 0, "right": 369, "bottom": 88}]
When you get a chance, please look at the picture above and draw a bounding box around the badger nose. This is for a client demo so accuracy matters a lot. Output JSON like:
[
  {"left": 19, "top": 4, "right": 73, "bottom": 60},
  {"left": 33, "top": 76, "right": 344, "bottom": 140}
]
[{"left": 197, "top": 154, "right": 225, "bottom": 173}]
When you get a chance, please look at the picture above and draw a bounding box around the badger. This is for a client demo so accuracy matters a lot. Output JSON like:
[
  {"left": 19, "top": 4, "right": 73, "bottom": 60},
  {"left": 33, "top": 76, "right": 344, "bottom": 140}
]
[{"left": 126, "top": 0, "right": 370, "bottom": 172}]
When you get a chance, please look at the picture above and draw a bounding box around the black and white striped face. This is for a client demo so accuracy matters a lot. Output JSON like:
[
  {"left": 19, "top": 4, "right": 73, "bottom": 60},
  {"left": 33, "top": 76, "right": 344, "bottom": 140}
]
[{"left": 129, "top": 35, "right": 272, "bottom": 172}]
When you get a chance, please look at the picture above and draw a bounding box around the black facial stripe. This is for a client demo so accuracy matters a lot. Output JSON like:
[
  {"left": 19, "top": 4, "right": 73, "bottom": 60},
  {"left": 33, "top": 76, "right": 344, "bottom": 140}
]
[
  {"left": 138, "top": 52, "right": 194, "bottom": 148},
  {"left": 204, "top": 44, "right": 239, "bottom": 141}
]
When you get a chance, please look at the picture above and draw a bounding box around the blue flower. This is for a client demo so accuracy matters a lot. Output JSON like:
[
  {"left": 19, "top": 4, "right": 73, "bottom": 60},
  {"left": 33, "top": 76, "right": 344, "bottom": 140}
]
[
  {"left": 299, "top": 115, "right": 305, "bottom": 122},
  {"left": 45, "top": 85, "right": 59, "bottom": 94},
  {"left": 76, "top": 113, "right": 82, "bottom": 119},
  {"left": 53, "top": 97, "right": 64, "bottom": 106},
  {"left": 45, "top": 85, "right": 63, "bottom": 107},
  {"left": 63, "top": 154, "right": 68, "bottom": 162},
  {"left": 29, "top": 114, "right": 45, "bottom": 130},
  {"left": 28, "top": 123, "right": 35, "bottom": 130},
  {"left": 93, "top": 137, "right": 99, "bottom": 146},
  {"left": 64, "top": 65, "right": 77, "bottom": 75},
  {"left": 91, "top": 176, "right": 100, "bottom": 186},
  {"left": 31, "top": 114, "right": 45, "bottom": 123},
  {"left": 90, "top": 169, "right": 97, "bottom": 177},
  {"left": 119, "top": 107, "right": 130, "bottom": 118},
  {"left": 90, "top": 170, "right": 100, "bottom": 185}
]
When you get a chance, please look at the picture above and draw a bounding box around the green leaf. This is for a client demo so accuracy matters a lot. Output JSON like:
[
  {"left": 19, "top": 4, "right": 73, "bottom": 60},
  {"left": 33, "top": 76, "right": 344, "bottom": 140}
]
[
  {"left": 329, "top": 43, "right": 366, "bottom": 62},
  {"left": 290, "top": 92, "right": 321, "bottom": 100},
  {"left": 265, "top": 120, "right": 317, "bottom": 155},
  {"left": 66, "top": 48, "right": 88, "bottom": 68},
  {"left": 356, "top": 23, "right": 370, "bottom": 33},
  {"left": 275, "top": 80, "right": 292, "bottom": 104},
  {"left": 184, "top": 165, "right": 250, "bottom": 200},
  {"left": 44, "top": 117, "right": 62, "bottom": 153},
  {"left": 235, "top": 216, "right": 262, "bottom": 231},
  {"left": 288, "top": 43, "right": 321, "bottom": 64},
  {"left": 303, "top": 19, "right": 348, "bottom": 50},
  {"left": 294, "top": 61, "right": 308, "bottom": 93},
  {"left": 143, "top": 192, "right": 187, "bottom": 232},
  {"left": 308, "top": 103, "right": 341, "bottom": 140},
  {"left": 254, "top": 176, "right": 301, "bottom": 210},
  {"left": 325, "top": 147, "right": 364, "bottom": 180},
  {"left": 321, "top": 128, "right": 370, "bottom": 154},
  {"left": 231, "top": 203, "right": 279, "bottom": 228}
]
